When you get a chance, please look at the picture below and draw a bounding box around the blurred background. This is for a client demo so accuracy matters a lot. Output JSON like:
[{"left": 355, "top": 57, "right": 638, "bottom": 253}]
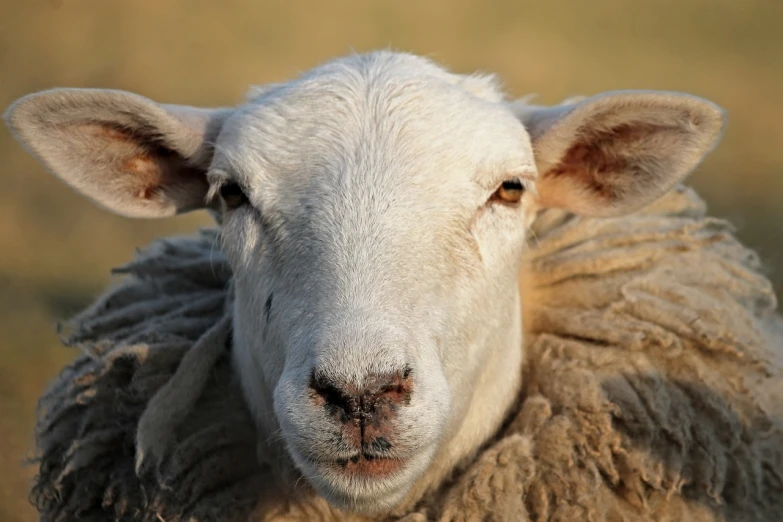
[{"left": 0, "top": 1, "right": 781, "bottom": 520}]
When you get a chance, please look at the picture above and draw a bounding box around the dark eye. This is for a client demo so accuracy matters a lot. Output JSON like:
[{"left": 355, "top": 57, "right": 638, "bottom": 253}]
[
  {"left": 220, "top": 182, "right": 248, "bottom": 209},
  {"left": 491, "top": 178, "right": 525, "bottom": 205}
]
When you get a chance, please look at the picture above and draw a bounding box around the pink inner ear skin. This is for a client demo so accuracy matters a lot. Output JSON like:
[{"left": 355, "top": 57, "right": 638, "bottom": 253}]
[
  {"left": 80, "top": 122, "right": 135, "bottom": 142},
  {"left": 547, "top": 122, "right": 664, "bottom": 203},
  {"left": 123, "top": 155, "right": 162, "bottom": 200},
  {"left": 76, "top": 121, "right": 209, "bottom": 205}
]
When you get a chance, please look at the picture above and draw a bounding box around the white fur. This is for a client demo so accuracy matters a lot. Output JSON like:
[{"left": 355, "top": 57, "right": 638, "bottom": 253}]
[
  {"left": 3, "top": 50, "right": 726, "bottom": 515},
  {"left": 218, "top": 53, "right": 533, "bottom": 511}
]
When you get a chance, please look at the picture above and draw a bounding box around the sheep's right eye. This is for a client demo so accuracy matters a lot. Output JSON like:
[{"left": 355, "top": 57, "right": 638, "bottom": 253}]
[
  {"left": 489, "top": 178, "right": 526, "bottom": 205},
  {"left": 220, "top": 182, "right": 248, "bottom": 210}
]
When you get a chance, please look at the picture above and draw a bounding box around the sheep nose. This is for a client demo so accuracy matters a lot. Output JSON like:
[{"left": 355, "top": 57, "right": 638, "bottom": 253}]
[
  {"left": 310, "top": 368, "right": 413, "bottom": 419},
  {"left": 309, "top": 368, "right": 413, "bottom": 448}
]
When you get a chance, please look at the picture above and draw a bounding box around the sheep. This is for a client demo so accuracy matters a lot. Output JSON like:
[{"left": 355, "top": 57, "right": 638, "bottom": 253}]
[{"left": 4, "top": 50, "right": 783, "bottom": 521}]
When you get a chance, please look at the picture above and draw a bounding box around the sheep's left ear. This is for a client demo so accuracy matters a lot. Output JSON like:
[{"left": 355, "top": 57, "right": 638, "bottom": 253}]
[{"left": 512, "top": 90, "right": 726, "bottom": 217}]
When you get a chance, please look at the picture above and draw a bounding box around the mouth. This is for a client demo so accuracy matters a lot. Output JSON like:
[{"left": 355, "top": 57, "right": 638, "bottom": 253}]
[
  {"left": 302, "top": 450, "right": 408, "bottom": 480},
  {"left": 329, "top": 453, "right": 406, "bottom": 478},
  {"left": 286, "top": 436, "right": 439, "bottom": 513},
  {"left": 299, "top": 451, "right": 416, "bottom": 514}
]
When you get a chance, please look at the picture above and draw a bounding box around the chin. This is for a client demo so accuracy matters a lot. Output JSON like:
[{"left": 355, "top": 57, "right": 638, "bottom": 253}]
[{"left": 287, "top": 445, "right": 438, "bottom": 515}]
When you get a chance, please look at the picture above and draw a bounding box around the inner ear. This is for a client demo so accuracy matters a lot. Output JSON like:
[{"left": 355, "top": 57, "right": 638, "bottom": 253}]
[
  {"left": 73, "top": 121, "right": 210, "bottom": 211},
  {"left": 547, "top": 120, "right": 673, "bottom": 205},
  {"left": 4, "top": 88, "right": 233, "bottom": 219},
  {"left": 517, "top": 91, "right": 726, "bottom": 217}
]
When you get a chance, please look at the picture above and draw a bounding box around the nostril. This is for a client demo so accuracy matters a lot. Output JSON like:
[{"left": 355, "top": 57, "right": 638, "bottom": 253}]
[
  {"left": 310, "top": 373, "right": 339, "bottom": 399},
  {"left": 372, "top": 366, "right": 414, "bottom": 406},
  {"left": 310, "top": 373, "right": 356, "bottom": 418}
]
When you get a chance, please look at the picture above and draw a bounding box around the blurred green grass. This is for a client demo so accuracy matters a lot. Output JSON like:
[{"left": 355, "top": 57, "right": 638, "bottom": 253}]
[{"left": 0, "top": 1, "right": 781, "bottom": 520}]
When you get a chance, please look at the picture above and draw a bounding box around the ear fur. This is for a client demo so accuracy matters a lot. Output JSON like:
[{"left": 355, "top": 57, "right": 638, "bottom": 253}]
[
  {"left": 4, "top": 88, "right": 233, "bottom": 218},
  {"left": 511, "top": 90, "right": 727, "bottom": 217}
]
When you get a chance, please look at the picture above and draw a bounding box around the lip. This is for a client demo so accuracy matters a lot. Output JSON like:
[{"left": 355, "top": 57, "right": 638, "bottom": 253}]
[
  {"left": 330, "top": 454, "right": 407, "bottom": 478},
  {"left": 303, "top": 451, "right": 408, "bottom": 480},
  {"left": 293, "top": 447, "right": 431, "bottom": 513}
]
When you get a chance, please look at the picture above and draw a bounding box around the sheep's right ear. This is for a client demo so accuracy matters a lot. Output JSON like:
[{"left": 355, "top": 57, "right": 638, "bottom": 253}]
[{"left": 4, "top": 88, "right": 233, "bottom": 218}]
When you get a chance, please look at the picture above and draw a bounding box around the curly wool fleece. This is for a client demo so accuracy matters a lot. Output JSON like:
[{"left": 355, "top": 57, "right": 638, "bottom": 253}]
[{"left": 30, "top": 185, "right": 783, "bottom": 521}]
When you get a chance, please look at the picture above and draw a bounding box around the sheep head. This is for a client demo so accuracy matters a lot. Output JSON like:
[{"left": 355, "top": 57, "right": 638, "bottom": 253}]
[{"left": 4, "top": 50, "right": 725, "bottom": 514}]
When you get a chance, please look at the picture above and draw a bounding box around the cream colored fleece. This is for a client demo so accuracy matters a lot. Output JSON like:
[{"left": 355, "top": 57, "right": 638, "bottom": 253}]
[{"left": 30, "top": 185, "right": 783, "bottom": 521}]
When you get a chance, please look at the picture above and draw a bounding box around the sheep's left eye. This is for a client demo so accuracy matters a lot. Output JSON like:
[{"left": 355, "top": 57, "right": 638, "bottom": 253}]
[
  {"left": 219, "top": 182, "right": 248, "bottom": 210},
  {"left": 491, "top": 178, "right": 525, "bottom": 204}
]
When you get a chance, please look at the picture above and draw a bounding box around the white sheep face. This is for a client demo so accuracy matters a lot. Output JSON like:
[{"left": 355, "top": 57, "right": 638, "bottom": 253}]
[
  {"left": 218, "top": 53, "right": 535, "bottom": 511},
  {"left": 4, "top": 50, "right": 727, "bottom": 515}
]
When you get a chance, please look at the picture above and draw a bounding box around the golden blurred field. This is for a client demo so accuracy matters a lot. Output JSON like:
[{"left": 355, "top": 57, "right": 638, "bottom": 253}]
[{"left": 0, "top": 1, "right": 781, "bottom": 520}]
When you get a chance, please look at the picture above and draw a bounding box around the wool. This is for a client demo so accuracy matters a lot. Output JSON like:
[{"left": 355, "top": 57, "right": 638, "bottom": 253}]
[{"left": 30, "top": 184, "right": 783, "bottom": 521}]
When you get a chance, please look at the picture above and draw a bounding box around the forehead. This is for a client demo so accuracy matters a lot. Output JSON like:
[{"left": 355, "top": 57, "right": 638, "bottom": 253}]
[{"left": 213, "top": 53, "right": 536, "bottom": 191}]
